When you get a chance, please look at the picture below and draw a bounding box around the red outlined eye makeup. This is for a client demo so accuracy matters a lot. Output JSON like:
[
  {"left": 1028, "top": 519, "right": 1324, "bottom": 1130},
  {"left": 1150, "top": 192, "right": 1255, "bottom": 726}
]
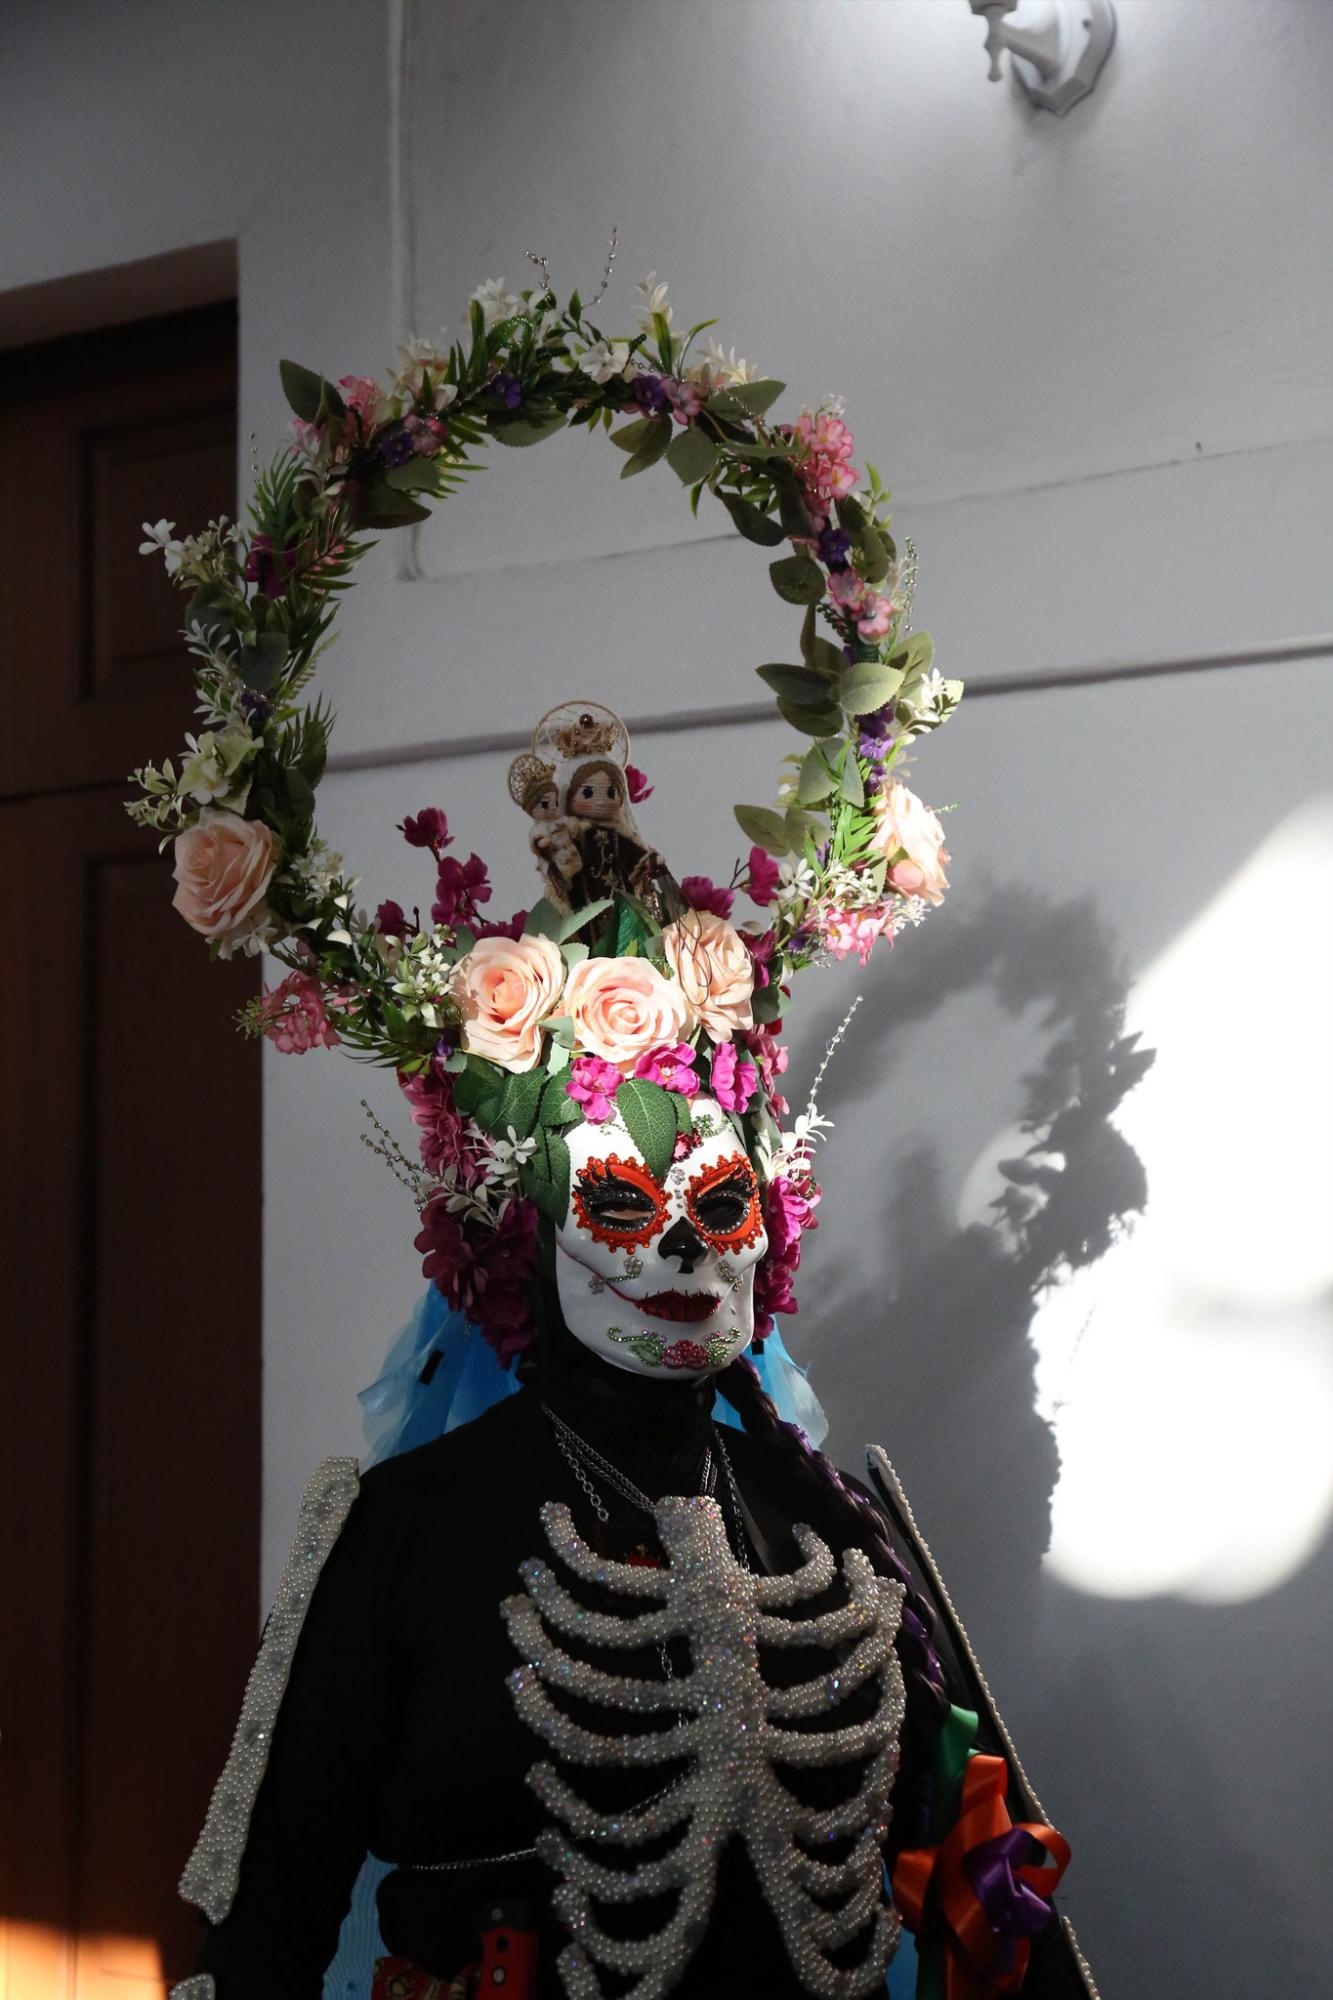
[
  {"left": 686, "top": 1154, "right": 763, "bottom": 1252},
  {"left": 572, "top": 1154, "right": 670, "bottom": 1249}
]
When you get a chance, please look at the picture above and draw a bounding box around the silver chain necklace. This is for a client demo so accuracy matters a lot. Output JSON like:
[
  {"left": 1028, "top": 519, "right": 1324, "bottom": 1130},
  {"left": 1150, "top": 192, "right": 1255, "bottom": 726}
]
[{"left": 542, "top": 1402, "right": 751, "bottom": 1575}]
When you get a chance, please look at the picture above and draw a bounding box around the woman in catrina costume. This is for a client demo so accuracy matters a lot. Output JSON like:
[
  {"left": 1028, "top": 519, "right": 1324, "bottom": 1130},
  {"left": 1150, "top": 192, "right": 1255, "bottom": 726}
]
[{"left": 130, "top": 269, "right": 1099, "bottom": 2000}]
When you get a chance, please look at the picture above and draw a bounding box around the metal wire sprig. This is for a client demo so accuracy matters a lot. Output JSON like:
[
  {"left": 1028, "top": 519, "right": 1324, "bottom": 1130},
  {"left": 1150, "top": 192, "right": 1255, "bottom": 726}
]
[
  {"left": 804, "top": 994, "right": 864, "bottom": 1125},
  {"left": 359, "top": 1097, "right": 434, "bottom": 1208}
]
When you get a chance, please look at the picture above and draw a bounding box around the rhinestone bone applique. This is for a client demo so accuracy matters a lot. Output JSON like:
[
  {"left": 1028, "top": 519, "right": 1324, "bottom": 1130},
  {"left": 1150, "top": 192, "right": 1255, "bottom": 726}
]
[
  {"left": 177, "top": 1457, "right": 360, "bottom": 1924},
  {"left": 168, "top": 1979, "right": 216, "bottom": 1999},
  {"left": 502, "top": 1496, "right": 907, "bottom": 2000}
]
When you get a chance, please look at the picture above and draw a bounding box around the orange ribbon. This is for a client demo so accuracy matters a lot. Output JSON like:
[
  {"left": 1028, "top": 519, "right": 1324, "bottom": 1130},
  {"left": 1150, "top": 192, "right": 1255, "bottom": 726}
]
[{"left": 892, "top": 1754, "right": 1070, "bottom": 2000}]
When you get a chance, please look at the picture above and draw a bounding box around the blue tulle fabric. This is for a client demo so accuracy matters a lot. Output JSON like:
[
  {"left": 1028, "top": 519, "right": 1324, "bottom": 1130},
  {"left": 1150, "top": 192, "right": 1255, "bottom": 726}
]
[{"left": 322, "top": 1290, "right": 927, "bottom": 1997}]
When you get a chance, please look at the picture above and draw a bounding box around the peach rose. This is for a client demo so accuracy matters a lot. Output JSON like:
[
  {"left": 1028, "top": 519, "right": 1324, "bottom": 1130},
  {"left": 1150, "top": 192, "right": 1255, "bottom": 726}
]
[
  {"left": 564, "top": 955, "right": 693, "bottom": 1073},
  {"left": 450, "top": 932, "right": 566, "bottom": 1073},
  {"left": 872, "top": 781, "right": 951, "bottom": 906},
  {"left": 172, "top": 808, "right": 276, "bottom": 946},
  {"left": 660, "top": 912, "right": 754, "bottom": 1039}
]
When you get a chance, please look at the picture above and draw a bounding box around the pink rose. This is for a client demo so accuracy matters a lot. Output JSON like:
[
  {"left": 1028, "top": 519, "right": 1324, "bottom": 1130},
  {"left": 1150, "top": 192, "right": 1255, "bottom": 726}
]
[
  {"left": 871, "top": 782, "right": 951, "bottom": 906},
  {"left": 660, "top": 912, "right": 755, "bottom": 1040},
  {"left": 172, "top": 809, "right": 275, "bottom": 946},
  {"left": 449, "top": 932, "right": 565, "bottom": 1073},
  {"left": 564, "top": 955, "right": 692, "bottom": 1073}
]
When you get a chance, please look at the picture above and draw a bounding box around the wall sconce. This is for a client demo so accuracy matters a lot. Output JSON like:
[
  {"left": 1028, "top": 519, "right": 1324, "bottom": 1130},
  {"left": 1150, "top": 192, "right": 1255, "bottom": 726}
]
[{"left": 968, "top": 0, "right": 1116, "bottom": 115}]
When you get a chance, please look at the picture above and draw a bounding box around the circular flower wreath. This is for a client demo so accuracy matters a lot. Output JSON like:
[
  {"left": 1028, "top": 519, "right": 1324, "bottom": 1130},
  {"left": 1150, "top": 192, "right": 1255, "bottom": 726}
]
[{"left": 128, "top": 266, "right": 963, "bottom": 1366}]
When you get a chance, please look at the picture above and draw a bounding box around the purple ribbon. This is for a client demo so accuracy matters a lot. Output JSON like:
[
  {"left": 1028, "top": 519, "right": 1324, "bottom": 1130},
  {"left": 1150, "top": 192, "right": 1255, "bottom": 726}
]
[{"left": 963, "top": 1826, "right": 1058, "bottom": 1973}]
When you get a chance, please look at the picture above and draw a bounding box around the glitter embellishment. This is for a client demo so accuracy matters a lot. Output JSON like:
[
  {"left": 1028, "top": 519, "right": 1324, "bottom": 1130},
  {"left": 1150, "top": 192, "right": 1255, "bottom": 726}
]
[
  {"left": 169, "top": 1980, "right": 216, "bottom": 1999},
  {"left": 502, "top": 1496, "right": 906, "bottom": 1999},
  {"left": 177, "top": 1458, "right": 360, "bottom": 1923}
]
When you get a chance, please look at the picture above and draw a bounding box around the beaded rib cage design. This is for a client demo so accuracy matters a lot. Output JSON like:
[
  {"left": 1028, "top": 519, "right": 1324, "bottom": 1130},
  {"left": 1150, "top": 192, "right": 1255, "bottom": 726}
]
[
  {"left": 503, "top": 1495, "right": 907, "bottom": 2000},
  {"left": 177, "top": 1458, "right": 361, "bottom": 1924}
]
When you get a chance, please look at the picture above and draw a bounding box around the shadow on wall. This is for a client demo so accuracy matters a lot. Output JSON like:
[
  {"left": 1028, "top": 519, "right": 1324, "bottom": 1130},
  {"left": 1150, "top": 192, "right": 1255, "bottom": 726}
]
[{"left": 809, "top": 882, "right": 1153, "bottom": 1608}]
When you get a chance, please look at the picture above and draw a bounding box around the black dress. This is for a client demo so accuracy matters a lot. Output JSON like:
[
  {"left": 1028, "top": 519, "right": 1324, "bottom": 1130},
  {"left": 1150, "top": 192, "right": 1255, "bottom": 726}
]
[{"left": 188, "top": 1342, "right": 1088, "bottom": 1998}]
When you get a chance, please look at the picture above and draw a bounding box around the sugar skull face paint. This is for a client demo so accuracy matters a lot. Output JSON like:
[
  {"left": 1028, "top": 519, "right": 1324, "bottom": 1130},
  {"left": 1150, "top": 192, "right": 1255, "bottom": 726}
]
[{"left": 555, "top": 1092, "right": 768, "bottom": 1379}]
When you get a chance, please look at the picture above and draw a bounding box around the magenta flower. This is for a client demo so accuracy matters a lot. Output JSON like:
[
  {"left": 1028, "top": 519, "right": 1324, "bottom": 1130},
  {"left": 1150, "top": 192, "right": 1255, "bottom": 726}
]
[
  {"left": 474, "top": 907, "right": 529, "bottom": 942},
  {"left": 856, "top": 591, "right": 894, "bottom": 640},
  {"left": 415, "top": 1193, "right": 539, "bottom": 1367},
  {"left": 256, "top": 971, "right": 342, "bottom": 1053},
  {"left": 565, "top": 1055, "right": 623, "bottom": 1124},
  {"left": 399, "top": 1067, "right": 488, "bottom": 1184},
  {"left": 827, "top": 568, "right": 867, "bottom": 616},
  {"left": 752, "top": 1173, "right": 821, "bottom": 1340},
  {"left": 431, "top": 852, "right": 491, "bottom": 926},
  {"left": 633, "top": 1041, "right": 700, "bottom": 1097},
  {"left": 665, "top": 377, "right": 703, "bottom": 423},
  {"left": 375, "top": 898, "right": 416, "bottom": 939},
  {"left": 709, "top": 1039, "right": 758, "bottom": 1114},
  {"left": 243, "top": 533, "right": 298, "bottom": 601},
  {"left": 404, "top": 412, "right": 448, "bottom": 456},
  {"left": 740, "top": 927, "right": 777, "bottom": 990},
  {"left": 745, "top": 848, "right": 781, "bottom": 907},
  {"left": 400, "top": 807, "right": 451, "bottom": 854},
  {"left": 626, "top": 765, "right": 654, "bottom": 804},
  {"left": 741, "top": 1020, "right": 790, "bottom": 1119},
  {"left": 822, "top": 905, "right": 894, "bottom": 967},
  {"left": 681, "top": 874, "right": 735, "bottom": 921}
]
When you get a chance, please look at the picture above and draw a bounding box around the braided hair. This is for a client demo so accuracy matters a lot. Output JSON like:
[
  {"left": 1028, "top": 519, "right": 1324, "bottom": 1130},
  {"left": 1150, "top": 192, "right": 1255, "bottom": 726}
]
[{"left": 715, "top": 1351, "right": 948, "bottom": 1848}]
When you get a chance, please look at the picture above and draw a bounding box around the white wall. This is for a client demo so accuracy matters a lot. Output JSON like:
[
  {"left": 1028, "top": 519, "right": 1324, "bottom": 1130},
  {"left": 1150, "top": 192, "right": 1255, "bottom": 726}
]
[{"left": 6, "top": 3, "right": 1332, "bottom": 1995}]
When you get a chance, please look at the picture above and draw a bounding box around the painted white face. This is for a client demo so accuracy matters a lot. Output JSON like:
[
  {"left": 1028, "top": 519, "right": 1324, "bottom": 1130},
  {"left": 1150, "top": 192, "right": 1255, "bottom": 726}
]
[{"left": 556, "top": 1093, "right": 768, "bottom": 1380}]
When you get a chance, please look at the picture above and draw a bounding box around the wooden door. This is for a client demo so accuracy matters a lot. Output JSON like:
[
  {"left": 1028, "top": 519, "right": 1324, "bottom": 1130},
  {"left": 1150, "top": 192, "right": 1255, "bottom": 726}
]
[{"left": 0, "top": 303, "right": 261, "bottom": 1998}]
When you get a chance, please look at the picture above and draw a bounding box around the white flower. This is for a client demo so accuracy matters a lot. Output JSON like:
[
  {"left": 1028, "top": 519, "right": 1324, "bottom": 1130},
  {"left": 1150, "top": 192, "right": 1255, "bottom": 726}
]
[
  {"left": 139, "top": 519, "right": 184, "bottom": 574},
  {"left": 637, "top": 271, "right": 672, "bottom": 330},
  {"left": 702, "top": 339, "right": 755, "bottom": 387},
  {"left": 470, "top": 278, "right": 524, "bottom": 330},
  {"left": 178, "top": 727, "right": 257, "bottom": 807},
  {"left": 775, "top": 858, "right": 816, "bottom": 913},
  {"left": 579, "top": 337, "right": 632, "bottom": 384},
  {"left": 485, "top": 1124, "right": 538, "bottom": 1190}
]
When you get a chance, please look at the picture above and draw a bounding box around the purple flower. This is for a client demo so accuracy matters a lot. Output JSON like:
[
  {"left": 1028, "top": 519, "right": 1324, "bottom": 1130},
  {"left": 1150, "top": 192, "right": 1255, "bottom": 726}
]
[
  {"left": 400, "top": 807, "right": 451, "bottom": 853},
  {"left": 631, "top": 373, "right": 671, "bottom": 417},
  {"left": 431, "top": 853, "right": 491, "bottom": 927},
  {"left": 244, "top": 532, "right": 298, "bottom": 601},
  {"left": 741, "top": 927, "right": 776, "bottom": 989},
  {"left": 709, "top": 1039, "right": 758, "bottom": 1114},
  {"left": 745, "top": 846, "right": 781, "bottom": 907},
  {"left": 681, "top": 874, "right": 735, "bottom": 921},
  {"left": 566, "top": 1055, "right": 623, "bottom": 1124},
  {"left": 626, "top": 765, "right": 654, "bottom": 804},
  {"left": 816, "top": 527, "right": 852, "bottom": 569},
  {"left": 239, "top": 688, "right": 273, "bottom": 723},
  {"left": 488, "top": 371, "right": 523, "bottom": 409},
  {"left": 860, "top": 702, "right": 896, "bottom": 743},
  {"left": 633, "top": 1041, "right": 700, "bottom": 1098},
  {"left": 378, "top": 428, "right": 416, "bottom": 467}
]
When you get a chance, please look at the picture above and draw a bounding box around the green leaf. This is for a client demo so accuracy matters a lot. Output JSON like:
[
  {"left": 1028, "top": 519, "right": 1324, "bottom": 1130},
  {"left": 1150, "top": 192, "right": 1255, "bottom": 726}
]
[
  {"left": 235, "top": 631, "right": 288, "bottom": 692},
  {"left": 836, "top": 493, "right": 867, "bottom": 535},
  {"left": 279, "top": 359, "right": 326, "bottom": 422},
  {"left": 786, "top": 805, "right": 825, "bottom": 852},
  {"left": 718, "top": 378, "right": 784, "bottom": 415},
  {"left": 557, "top": 896, "right": 612, "bottom": 942},
  {"left": 858, "top": 518, "right": 893, "bottom": 585},
  {"left": 755, "top": 662, "right": 830, "bottom": 703},
  {"left": 500, "top": 1066, "right": 550, "bottom": 1138},
  {"left": 673, "top": 1093, "right": 694, "bottom": 1137},
  {"left": 620, "top": 420, "right": 672, "bottom": 479},
  {"left": 615, "top": 1079, "right": 678, "bottom": 1182},
  {"left": 280, "top": 767, "right": 317, "bottom": 821},
  {"left": 798, "top": 745, "right": 836, "bottom": 804},
  {"left": 734, "top": 803, "right": 791, "bottom": 856},
  {"left": 777, "top": 695, "right": 844, "bottom": 737},
  {"left": 752, "top": 982, "right": 784, "bottom": 1024},
  {"left": 768, "top": 555, "right": 826, "bottom": 606},
  {"left": 527, "top": 1126, "right": 572, "bottom": 1228},
  {"left": 774, "top": 472, "right": 816, "bottom": 541},
  {"left": 355, "top": 484, "right": 433, "bottom": 530},
  {"left": 840, "top": 754, "right": 865, "bottom": 807},
  {"left": 384, "top": 457, "right": 442, "bottom": 491},
  {"left": 610, "top": 416, "right": 655, "bottom": 453},
  {"left": 666, "top": 427, "right": 719, "bottom": 484},
  {"left": 540, "top": 1082, "right": 583, "bottom": 1128},
  {"left": 492, "top": 412, "right": 567, "bottom": 447},
  {"left": 716, "top": 489, "right": 786, "bottom": 546},
  {"left": 799, "top": 600, "right": 817, "bottom": 662},
  {"left": 840, "top": 659, "right": 906, "bottom": 715},
  {"left": 887, "top": 630, "right": 936, "bottom": 682},
  {"left": 807, "top": 636, "right": 844, "bottom": 677},
  {"left": 454, "top": 1054, "right": 501, "bottom": 1121},
  {"left": 523, "top": 898, "right": 563, "bottom": 940}
]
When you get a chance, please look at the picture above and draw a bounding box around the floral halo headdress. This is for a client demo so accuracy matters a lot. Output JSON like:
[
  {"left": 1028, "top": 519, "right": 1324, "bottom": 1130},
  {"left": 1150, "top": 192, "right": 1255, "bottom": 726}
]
[{"left": 128, "top": 256, "right": 962, "bottom": 1371}]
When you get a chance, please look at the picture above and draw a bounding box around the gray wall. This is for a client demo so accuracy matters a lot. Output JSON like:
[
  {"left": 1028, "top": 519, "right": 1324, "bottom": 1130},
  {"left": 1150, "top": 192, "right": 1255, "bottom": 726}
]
[{"left": 6, "top": 3, "right": 1332, "bottom": 1995}]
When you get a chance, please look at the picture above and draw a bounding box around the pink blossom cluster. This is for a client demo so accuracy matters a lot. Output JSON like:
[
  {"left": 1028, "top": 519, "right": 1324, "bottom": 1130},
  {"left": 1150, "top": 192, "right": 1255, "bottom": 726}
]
[
  {"left": 634, "top": 1041, "right": 699, "bottom": 1097},
  {"left": 793, "top": 409, "right": 859, "bottom": 522},
  {"left": 745, "top": 847, "right": 781, "bottom": 907},
  {"left": 753, "top": 1173, "right": 821, "bottom": 1342},
  {"left": 741, "top": 1020, "right": 790, "bottom": 1119},
  {"left": 414, "top": 1193, "right": 539, "bottom": 1367},
  {"left": 709, "top": 1039, "right": 758, "bottom": 1114},
  {"left": 625, "top": 765, "right": 654, "bottom": 805},
  {"left": 565, "top": 1054, "right": 622, "bottom": 1123},
  {"left": 399, "top": 1067, "right": 488, "bottom": 1184},
  {"left": 828, "top": 567, "right": 894, "bottom": 641},
  {"left": 664, "top": 377, "right": 704, "bottom": 424},
  {"left": 256, "top": 971, "right": 342, "bottom": 1053},
  {"left": 820, "top": 904, "right": 895, "bottom": 968}
]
